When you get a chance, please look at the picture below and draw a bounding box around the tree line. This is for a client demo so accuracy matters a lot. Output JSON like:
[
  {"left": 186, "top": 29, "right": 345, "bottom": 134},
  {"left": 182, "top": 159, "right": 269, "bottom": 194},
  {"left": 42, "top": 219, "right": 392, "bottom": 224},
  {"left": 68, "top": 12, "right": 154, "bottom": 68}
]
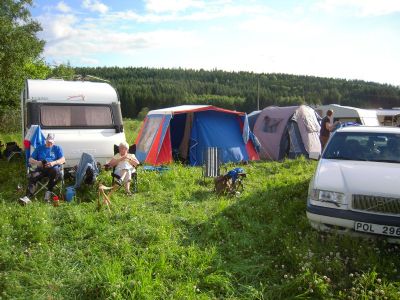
[{"left": 75, "top": 66, "right": 400, "bottom": 118}]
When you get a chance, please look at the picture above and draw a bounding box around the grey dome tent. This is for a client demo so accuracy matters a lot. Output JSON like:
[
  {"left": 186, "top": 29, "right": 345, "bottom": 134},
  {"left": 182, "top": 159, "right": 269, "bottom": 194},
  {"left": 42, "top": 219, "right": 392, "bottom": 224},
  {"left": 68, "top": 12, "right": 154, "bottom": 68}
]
[
  {"left": 253, "top": 105, "right": 321, "bottom": 160},
  {"left": 248, "top": 110, "right": 261, "bottom": 131}
]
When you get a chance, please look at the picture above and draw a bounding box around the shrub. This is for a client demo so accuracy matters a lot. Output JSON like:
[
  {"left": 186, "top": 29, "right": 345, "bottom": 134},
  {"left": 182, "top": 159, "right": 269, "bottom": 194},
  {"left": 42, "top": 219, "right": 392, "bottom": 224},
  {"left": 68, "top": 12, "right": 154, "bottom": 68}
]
[{"left": 0, "top": 106, "right": 21, "bottom": 133}]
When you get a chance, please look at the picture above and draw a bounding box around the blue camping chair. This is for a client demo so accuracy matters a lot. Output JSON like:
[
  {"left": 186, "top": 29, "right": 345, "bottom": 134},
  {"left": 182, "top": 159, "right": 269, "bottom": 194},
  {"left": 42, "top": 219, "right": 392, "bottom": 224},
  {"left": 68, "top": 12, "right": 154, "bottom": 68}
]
[
  {"left": 73, "top": 152, "right": 100, "bottom": 189},
  {"left": 24, "top": 125, "right": 65, "bottom": 201}
]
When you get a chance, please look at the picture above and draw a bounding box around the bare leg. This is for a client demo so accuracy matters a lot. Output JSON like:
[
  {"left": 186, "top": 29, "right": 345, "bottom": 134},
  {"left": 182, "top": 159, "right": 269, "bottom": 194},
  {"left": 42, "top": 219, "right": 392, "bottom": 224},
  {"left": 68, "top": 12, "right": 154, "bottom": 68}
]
[
  {"left": 119, "top": 169, "right": 127, "bottom": 182},
  {"left": 125, "top": 181, "right": 131, "bottom": 193},
  {"left": 120, "top": 169, "right": 132, "bottom": 194}
]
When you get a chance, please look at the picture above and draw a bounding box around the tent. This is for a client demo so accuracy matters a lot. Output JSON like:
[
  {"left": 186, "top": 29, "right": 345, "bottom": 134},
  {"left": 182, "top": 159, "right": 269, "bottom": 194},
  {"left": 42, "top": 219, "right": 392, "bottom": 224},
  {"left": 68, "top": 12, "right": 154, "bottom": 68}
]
[
  {"left": 253, "top": 105, "right": 321, "bottom": 160},
  {"left": 315, "top": 104, "right": 379, "bottom": 126},
  {"left": 135, "top": 105, "right": 259, "bottom": 166},
  {"left": 248, "top": 110, "right": 261, "bottom": 131}
]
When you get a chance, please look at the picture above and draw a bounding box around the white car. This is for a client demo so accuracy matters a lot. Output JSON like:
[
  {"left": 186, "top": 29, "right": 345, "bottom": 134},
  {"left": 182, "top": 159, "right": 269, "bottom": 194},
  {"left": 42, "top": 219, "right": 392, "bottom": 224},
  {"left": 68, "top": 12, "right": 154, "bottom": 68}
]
[{"left": 307, "top": 126, "right": 400, "bottom": 243}]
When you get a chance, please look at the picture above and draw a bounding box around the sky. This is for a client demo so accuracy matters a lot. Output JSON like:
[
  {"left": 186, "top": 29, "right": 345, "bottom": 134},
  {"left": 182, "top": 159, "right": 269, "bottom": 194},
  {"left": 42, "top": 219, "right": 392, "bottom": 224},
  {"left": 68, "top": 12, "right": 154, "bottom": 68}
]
[{"left": 31, "top": 0, "right": 400, "bottom": 86}]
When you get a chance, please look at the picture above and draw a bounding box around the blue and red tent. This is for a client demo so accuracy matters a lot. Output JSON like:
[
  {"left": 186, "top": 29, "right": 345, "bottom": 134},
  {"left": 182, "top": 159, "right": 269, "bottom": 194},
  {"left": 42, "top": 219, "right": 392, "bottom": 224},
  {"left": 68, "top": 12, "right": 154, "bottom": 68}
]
[{"left": 135, "top": 105, "right": 259, "bottom": 166}]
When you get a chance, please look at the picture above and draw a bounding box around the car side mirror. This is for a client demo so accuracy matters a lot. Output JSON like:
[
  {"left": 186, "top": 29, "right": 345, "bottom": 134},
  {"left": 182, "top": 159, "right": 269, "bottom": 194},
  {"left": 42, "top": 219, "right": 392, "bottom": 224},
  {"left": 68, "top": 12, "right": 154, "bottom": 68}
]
[{"left": 309, "top": 152, "right": 320, "bottom": 160}]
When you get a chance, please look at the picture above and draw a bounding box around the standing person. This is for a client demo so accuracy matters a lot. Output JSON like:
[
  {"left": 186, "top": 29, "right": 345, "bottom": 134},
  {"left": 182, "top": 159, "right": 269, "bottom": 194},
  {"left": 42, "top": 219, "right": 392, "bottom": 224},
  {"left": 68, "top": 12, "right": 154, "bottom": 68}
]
[
  {"left": 320, "top": 110, "right": 338, "bottom": 150},
  {"left": 108, "top": 142, "right": 139, "bottom": 195},
  {"left": 27, "top": 133, "right": 66, "bottom": 201}
]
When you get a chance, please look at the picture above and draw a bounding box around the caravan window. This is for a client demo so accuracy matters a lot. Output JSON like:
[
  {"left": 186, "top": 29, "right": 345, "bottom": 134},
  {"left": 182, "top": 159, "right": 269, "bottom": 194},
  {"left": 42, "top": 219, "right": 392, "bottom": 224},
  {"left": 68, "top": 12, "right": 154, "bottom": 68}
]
[
  {"left": 40, "top": 105, "right": 113, "bottom": 128},
  {"left": 263, "top": 116, "right": 283, "bottom": 133}
]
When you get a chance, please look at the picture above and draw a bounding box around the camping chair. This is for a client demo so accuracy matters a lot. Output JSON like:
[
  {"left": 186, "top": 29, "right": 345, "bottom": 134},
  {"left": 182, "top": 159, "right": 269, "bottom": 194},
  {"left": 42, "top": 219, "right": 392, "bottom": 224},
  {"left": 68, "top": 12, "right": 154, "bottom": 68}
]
[
  {"left": 26, "top": 164, "right": 65, "bottom": 201},
  {"left": 214, "top": 168, "right": 246, "bottom": 196},
  {"left": 70, "top": 152, "right": 100, "bottom": 189},
  {"left": 202, "top": 147, "right": 222, "bottom": 183},
  {"left": 105, "top": 144, "right": 139, "bottom": 194}
]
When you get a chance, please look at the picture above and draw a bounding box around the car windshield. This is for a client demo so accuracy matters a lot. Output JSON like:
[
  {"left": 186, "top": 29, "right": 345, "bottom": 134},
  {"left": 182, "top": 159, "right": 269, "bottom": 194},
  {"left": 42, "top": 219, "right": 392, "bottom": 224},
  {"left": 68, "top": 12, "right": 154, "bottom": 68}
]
[{"left": 323, "top": 131, "right": 400, "bottom": 163}]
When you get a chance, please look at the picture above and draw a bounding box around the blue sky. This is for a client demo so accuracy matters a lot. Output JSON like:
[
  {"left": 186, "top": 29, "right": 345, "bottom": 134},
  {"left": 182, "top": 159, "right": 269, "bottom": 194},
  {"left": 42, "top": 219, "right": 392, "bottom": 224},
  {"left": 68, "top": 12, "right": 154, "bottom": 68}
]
[{"left": 31, "top": 0, "right": 400, "bottom": 86}]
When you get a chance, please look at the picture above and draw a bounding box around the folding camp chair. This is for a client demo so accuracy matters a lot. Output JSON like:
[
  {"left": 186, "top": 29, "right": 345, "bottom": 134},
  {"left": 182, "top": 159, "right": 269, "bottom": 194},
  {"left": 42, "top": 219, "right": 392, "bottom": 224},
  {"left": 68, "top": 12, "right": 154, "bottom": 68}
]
[
  {"left": 70, "top": 152, "right": 100, "bottom": 189},
  {"left": 105, "top": 144, "right": 139, "bottom": 194},
  {"left": 202, "top": 147, "right": 222, "bottom": 183},
  {"left": 26, "top": 164, "right": 65, "bottom": 201}
]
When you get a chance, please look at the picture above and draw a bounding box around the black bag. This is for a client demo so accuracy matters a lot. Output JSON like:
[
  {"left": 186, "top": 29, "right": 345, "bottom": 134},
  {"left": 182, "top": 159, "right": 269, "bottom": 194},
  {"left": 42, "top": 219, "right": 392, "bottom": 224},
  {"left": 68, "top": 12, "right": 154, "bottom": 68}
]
[
  {"left": 4, "top": 142, "right": 22, "bottom": 160},
  {"left": 214, "top": 175, "right": 234, "bottom": 195}
]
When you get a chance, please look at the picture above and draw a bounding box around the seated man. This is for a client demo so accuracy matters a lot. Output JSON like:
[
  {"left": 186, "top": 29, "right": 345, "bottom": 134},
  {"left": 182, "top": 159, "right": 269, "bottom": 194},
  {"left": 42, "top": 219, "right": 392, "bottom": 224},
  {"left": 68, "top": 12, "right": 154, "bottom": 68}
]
[
  {"left": 107, "top": 141, "right": 139, "bottom": 195},
  {"left": 26, "top": 133, "right": 65, "bottom": 202}
]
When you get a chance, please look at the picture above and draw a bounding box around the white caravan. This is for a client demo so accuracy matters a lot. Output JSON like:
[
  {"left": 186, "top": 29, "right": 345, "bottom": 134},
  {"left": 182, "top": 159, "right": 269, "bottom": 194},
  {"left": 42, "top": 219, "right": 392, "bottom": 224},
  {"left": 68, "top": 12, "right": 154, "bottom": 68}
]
[
  {"left": 315, "top": 104, "right": 379, "bottom": 126},
  {"left": 374, "top": 108, "right": 400, "bottom": 126},
  {"left": 21, "top": 79, "right": 126, "bottom": 168}
]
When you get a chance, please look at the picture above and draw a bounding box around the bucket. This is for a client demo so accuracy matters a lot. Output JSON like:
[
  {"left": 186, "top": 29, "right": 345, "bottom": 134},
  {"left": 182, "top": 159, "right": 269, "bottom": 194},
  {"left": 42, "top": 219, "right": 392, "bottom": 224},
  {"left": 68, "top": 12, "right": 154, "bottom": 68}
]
[{"left": 65, "top": 186, "right": 76, "bottom": 202}]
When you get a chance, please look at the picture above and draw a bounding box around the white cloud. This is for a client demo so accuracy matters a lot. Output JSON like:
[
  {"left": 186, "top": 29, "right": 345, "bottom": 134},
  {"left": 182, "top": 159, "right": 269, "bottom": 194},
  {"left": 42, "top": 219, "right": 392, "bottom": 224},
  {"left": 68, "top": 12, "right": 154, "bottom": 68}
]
[
  {"left": 38, "top": 13, "right": 78, "bottom": 41},
  {"left": 145, "top": 0, "right": 205, "bottom": 13},
  {"left": 316, "top": 0, "right": 400, "bottom": 17},
  {"left": 79, "top": 57, "right": 100, "bottom": 65},
  {"left": 43, "top": 24, "right": 201, "bottom": 59},
  {"left": 56, "top": 1, "right": 71, "bottom": 13},
  {"left": 109, "top": 4, "right": 270, "bottom": 23},
  {"left": 82, "top": 0, "right": 109, "bottom": 14}
]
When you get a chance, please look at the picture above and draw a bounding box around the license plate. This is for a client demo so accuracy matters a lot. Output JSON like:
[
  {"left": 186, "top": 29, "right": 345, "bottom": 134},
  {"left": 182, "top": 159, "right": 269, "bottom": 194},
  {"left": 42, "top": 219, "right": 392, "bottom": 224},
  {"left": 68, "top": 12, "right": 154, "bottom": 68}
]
[{"left": 355, "top": 222, "right": 400, "bottom": 238}]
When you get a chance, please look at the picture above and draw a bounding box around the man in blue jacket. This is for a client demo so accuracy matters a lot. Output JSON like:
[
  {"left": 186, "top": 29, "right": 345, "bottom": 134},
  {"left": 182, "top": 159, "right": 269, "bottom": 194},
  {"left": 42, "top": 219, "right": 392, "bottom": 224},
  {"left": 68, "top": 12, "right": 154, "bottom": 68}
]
[{"left": 27, "top": 133, "right": 66, "bottom": 202}]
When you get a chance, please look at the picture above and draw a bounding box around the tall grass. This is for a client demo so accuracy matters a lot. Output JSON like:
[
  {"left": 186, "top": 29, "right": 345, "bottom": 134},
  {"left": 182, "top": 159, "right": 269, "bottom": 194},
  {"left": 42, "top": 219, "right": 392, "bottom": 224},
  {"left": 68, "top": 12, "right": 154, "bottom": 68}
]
[{"left": 0, "top": 121, "right": 399, "bottom": 299}]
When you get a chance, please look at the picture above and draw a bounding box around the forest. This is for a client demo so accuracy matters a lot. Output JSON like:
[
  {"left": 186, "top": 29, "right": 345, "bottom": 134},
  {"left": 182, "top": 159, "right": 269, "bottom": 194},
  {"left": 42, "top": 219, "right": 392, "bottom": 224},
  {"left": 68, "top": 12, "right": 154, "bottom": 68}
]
[{"left": 75, "top": 66, "right": 400, "bottom": 118}]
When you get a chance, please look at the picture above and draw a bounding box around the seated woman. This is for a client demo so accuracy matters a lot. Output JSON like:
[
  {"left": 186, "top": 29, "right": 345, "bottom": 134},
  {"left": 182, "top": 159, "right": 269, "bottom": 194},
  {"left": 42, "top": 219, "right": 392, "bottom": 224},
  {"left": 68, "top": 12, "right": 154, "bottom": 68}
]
[{"left": 108, "top": 142, "right": 139, "bottom": 195}]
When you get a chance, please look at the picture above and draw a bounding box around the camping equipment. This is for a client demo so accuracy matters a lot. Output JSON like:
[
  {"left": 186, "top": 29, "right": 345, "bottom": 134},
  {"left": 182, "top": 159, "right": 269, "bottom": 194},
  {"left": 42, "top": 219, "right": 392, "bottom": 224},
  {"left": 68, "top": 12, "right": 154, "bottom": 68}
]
[
  {"left": 73, "top": 152, "right": 99, "bottom": 189},
  {"left": 214, "top": 167, "right": 246, "bottom": 196},
  {"left": 135, "top": 105, "right": 259, "bottom": 166},
  {"left": 253, "top": 105, "right": 321, "bottom": 160}
]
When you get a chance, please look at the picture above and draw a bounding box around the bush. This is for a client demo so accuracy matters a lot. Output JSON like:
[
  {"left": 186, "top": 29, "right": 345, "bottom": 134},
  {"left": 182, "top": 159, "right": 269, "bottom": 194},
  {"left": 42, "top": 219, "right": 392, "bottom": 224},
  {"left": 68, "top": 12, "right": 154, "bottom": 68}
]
[
  {"left": 137, "top": 107, "right": 149, "bottom": 120},
  {"left": 0, "top": 106, "right": 21, "bottom": 133}
]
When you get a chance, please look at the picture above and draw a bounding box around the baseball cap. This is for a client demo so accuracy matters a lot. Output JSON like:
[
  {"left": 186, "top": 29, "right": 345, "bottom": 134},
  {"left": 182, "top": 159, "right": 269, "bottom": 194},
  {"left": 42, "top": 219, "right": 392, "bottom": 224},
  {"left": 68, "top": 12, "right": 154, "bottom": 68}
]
[{"left": 46, "top": 133, "right": 55, "bottom": 143}]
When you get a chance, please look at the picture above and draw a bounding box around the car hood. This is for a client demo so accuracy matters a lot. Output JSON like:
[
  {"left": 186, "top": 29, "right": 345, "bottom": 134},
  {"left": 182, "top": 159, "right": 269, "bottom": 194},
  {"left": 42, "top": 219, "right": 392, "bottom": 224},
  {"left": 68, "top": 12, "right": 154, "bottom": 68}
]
[{"left": 314, "top": 159, "right": 400, "bottom": 197}]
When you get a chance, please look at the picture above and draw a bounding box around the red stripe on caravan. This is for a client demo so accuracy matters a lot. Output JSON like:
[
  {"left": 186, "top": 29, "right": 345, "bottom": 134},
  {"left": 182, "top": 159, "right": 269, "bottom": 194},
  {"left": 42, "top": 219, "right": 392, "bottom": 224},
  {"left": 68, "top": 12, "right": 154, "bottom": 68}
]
[{"left": 156, "top": 126, "right": 172, "bottom": 165}]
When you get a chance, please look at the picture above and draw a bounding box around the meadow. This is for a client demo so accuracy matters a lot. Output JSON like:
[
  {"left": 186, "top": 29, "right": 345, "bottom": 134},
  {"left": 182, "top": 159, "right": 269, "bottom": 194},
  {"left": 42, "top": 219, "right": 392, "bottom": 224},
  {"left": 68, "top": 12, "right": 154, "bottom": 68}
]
[{"left": 0, "top": 120, "right": 399, "bottom": 299}]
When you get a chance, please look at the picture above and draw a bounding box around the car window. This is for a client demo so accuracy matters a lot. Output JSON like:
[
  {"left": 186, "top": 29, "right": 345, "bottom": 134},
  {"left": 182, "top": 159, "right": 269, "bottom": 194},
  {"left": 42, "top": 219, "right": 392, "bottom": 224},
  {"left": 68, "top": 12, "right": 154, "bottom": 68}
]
[{"left": 323, "top": 132, "right": 400, "bottom": 163}]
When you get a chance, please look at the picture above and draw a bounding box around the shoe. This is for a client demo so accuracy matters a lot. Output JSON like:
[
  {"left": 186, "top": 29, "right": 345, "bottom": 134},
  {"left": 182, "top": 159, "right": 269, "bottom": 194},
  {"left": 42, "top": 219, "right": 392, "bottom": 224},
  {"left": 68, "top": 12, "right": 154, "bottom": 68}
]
[
  {"left": 44, "top": 191, "right": 52, "bottom": 202},
  {"left": 125, "top": 191, "right": 133, "bottom": 196},
  {"left": 19, "top": 196, "right": 31, "bottom": 205}
]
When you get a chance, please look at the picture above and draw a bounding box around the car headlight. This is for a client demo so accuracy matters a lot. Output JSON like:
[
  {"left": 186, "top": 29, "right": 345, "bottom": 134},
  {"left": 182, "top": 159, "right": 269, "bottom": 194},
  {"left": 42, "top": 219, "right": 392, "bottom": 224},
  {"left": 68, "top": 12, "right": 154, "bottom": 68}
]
[{"left": 310, "top": 189, "right": 345, "bottom": 207}]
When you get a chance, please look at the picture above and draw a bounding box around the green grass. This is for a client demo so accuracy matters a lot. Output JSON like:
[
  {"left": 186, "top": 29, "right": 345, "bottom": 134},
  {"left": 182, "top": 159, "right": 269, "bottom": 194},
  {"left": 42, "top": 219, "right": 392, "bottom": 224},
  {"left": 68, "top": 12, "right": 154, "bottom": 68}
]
[{"left": 0, "top": 122, "right": 399, "bottom": 299}]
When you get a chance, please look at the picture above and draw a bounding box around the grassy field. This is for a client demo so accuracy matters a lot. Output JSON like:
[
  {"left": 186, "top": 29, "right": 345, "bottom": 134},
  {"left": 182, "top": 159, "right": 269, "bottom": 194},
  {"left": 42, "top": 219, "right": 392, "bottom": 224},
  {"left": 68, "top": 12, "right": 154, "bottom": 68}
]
[{"left": 0, "top": 120, "right": 399, "bottom": 299}]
